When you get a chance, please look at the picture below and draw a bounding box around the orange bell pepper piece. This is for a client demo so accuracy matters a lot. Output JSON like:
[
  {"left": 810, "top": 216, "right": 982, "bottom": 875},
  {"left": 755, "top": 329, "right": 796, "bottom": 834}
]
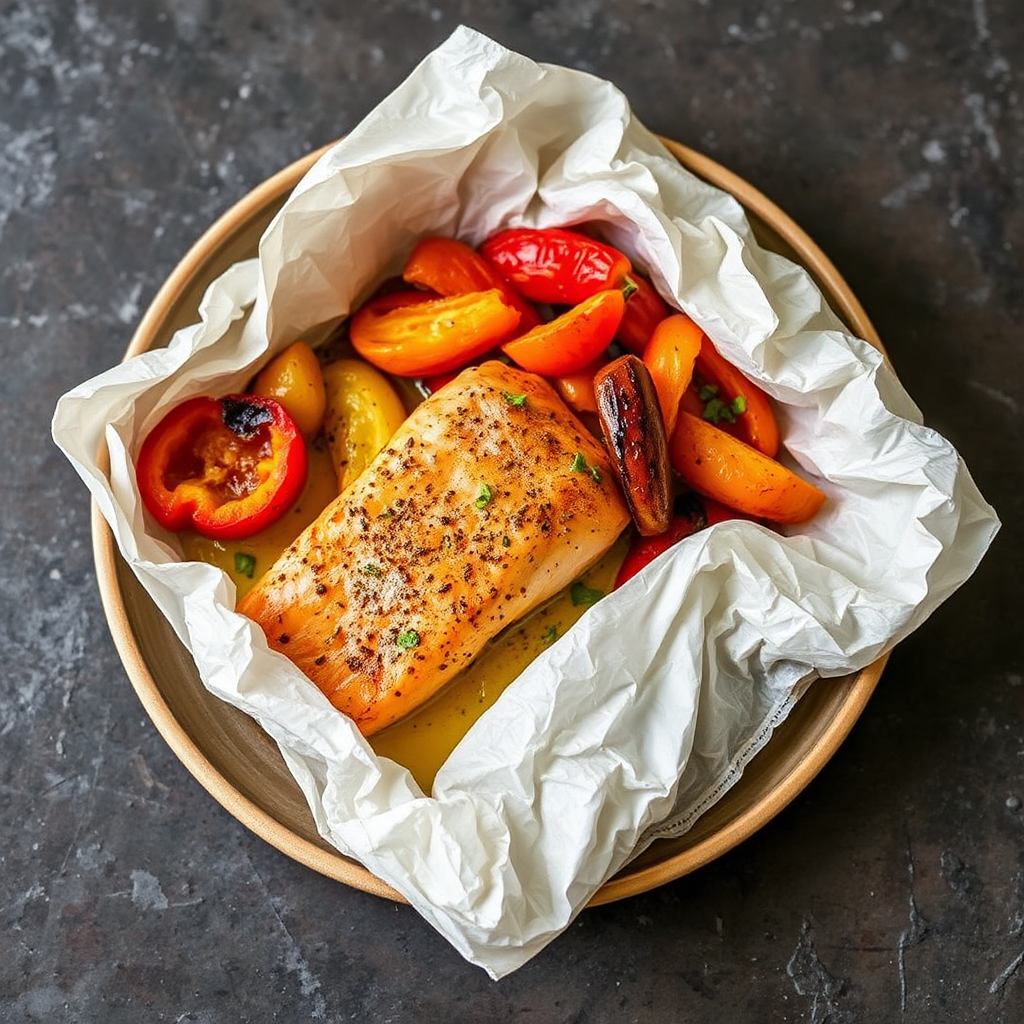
[
  {"left": 501, "top": 288, "right": 625, "bottom": 377},
  {"left": 553, "top": 357, "right": 606, "bottom": 415},
  {"left": 669, "top": 411, "right": 826, "bottom": 524},
  {"left": 690, "top": 337, "right": 780, "bottom": 458},
  {"left": 402, "top": 236, "right": 542, "bottom": 334},
  {"left": 617, "top": 274, "right": 671, "bottom": 355},
  {"left": 349, "top": 289, "right": 521, "bottom": 378},
  {"left": 642, "top": 313, "right": 704, "bottom": 438}
]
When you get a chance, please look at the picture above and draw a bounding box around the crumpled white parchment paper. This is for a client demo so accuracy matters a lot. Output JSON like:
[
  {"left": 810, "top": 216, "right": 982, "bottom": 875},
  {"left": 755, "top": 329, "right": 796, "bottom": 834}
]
[{"left": 53, "top": 26, "right": 998, "bottom": 979}]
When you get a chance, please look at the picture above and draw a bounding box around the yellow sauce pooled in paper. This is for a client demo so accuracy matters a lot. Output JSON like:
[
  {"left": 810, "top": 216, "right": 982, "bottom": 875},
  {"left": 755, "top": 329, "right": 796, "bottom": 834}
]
[{"left": 370, "top": 536, "right": 625, "bottom": 790}]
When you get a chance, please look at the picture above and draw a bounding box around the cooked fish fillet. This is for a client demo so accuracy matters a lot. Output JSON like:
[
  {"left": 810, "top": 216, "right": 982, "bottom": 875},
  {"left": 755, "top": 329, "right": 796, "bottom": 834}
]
[{"left": 238, "top": 360, "right": 630, "bottom": 736}]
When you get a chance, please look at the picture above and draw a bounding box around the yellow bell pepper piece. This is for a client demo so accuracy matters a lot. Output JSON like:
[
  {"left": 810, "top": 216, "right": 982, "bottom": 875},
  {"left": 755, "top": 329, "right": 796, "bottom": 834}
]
[{"left": 321, "top": 358, "right": 408, "bottom": 493}]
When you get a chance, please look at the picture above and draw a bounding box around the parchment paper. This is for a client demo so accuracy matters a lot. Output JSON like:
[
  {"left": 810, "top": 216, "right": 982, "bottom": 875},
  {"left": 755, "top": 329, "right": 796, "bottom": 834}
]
[{"left": 52, "top": 27, "right": 998, "bottom": 978}]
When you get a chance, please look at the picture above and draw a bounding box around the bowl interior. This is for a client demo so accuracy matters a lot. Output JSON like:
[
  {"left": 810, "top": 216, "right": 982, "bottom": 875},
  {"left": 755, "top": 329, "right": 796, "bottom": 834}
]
[{"left": 94, "top": 138, "right": 887, "bottom": 905}]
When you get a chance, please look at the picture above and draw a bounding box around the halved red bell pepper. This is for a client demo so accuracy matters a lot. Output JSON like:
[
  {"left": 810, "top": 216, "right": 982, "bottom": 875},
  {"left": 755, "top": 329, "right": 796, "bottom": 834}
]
[
  {"left": 480, "top": 226, "right": 633, "bottom": 306},
  {"left": 136, "top": 394, "right": 307, "bottom": 541},
  {"left": 349, "top": 288, "right": 521, "bottom": 377},
  {"left": 402, "top": 236, "right": 542, "bottom": 333},
  {"left": 501, "top": 288, "right": 625, "bottom": 377}
]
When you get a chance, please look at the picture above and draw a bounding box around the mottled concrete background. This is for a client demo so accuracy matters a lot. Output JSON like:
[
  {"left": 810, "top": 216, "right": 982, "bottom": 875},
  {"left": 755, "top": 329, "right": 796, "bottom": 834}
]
[{"left": 2, "top": 0, "right": 1021, "bottom": 1021}]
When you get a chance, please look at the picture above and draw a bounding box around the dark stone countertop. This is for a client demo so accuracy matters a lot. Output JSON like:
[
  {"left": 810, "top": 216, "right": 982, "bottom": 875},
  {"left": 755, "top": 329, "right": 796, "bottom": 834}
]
[{"left": 2, "top": 1, "right": 1020, "bottom": 1020}]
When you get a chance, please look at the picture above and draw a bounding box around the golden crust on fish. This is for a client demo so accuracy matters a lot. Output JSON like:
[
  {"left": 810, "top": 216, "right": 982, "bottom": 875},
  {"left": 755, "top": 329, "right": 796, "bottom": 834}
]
[{"left": 237, "top": 360, "right": 630, "bottom": 736}]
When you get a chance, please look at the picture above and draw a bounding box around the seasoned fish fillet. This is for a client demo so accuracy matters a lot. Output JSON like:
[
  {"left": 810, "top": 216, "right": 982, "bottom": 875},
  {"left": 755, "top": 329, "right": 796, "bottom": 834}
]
[{"left": 238, "top": 360, "right": 630, "bottom": 736}]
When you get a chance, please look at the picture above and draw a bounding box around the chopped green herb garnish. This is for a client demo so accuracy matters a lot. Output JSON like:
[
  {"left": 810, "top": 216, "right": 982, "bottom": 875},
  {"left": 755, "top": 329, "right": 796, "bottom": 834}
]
[
  {"left": 396, "top": 629, "right": 421, "bottom": 650},
  {"left": 362, "top": 563, "right": 383, "bottom": 577},
  {"left": 570, "top": 451, "right": 602, "bottom": 483},
  {"left": 702, "top": 393, "right": 748, "bottom": 425},
  {"left": 702, "top": 397, "right": 734, "bottom": 423},
  {"left": 570, "top": 582, "right": 605, "bottom": 607},
  {"left": 502, "top": 535, "right": 512, "bottom": 548},
  {"left": 378, "top": 509, "right": 395, "bottom": 520},
  {"left": 503, "top": 391, "right": 527, "bottom": 408},
  {"left": 699, "top": 377, "right": 747, "bottom": 425},
  {"left": 475, "top": 483, "right": 494, "bottom": 509},
  {"left": 542, "top": 624, "right": 559, "bottom": 644},
  {"left": 234, "top": 552, "right": 257, "bottom": 579}
]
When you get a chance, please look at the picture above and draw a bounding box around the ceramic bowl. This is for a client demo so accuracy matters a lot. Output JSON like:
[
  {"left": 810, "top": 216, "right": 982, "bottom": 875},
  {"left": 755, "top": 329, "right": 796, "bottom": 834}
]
[{"left": 93, "top": 138, "right": 888, "bottom": 905}]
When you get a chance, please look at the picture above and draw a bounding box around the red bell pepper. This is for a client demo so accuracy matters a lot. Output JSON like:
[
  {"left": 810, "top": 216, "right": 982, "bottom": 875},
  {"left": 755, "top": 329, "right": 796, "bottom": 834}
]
[
  {"left": 614, "top": 494, "right": 708, "bottom": 587},
  {"left": 480, "top": 226, "right": 634, "bottom": 306},
  {"left": 501, "top": 288, "right": 625, "bottom": 377},
  {"left": 402, "top": 236, "right": 542, "bottom": 333},
  {"left": 419, "top": 370, "right": 460, "bottom": 395},
  {"left": 136, "top": 394, "right": 307, "bottom": 541}
]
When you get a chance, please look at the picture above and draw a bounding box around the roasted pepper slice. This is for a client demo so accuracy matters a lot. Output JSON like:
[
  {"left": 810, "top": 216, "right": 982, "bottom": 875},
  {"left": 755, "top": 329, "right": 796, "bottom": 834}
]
[
  {"left": 686, "top": 337, "right": 781, "bottom": 458},
  {"left": 614, "top": 494, "right": 709, "bottom": 587},
  {"left": 480, "top": 226, "right": 633, "bottom": 306},
  {"left": 350, "top": 288, "right": 521, "bottom": 377},
  {"left": 501, "top": 288, "right": 625, "bottom": 377},
  {"left": 642, "top": 313, "right": 704, "bottom": 438},
  {"left": 321, "top": 358, "right": 408, "bottom": 493},
  {"left": 251, "top": 340, "right": 327, "bottom": 437},
  {"left": 553, "top": 355, "right": 607, "bottom": 416},
  {"left": 402, "top": 236, "right": 542, "bottom": 333},
  {"left": 419, "top": 370, "right": 460, "bottom": 395},
  {"left": 136, "top": 394, "right": 308, "bottom": 540},
  {"left": 669, "top": 411, "right": 825, "bottom": 524},
  {"left": 617, "top": 273, "right": 671, "bottom": 354}
]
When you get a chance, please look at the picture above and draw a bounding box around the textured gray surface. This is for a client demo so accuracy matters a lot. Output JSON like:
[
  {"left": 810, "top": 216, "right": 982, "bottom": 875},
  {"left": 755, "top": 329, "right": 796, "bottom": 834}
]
[{"left": 2, "top": 1, "right": 1021, "bottom": 1020}]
